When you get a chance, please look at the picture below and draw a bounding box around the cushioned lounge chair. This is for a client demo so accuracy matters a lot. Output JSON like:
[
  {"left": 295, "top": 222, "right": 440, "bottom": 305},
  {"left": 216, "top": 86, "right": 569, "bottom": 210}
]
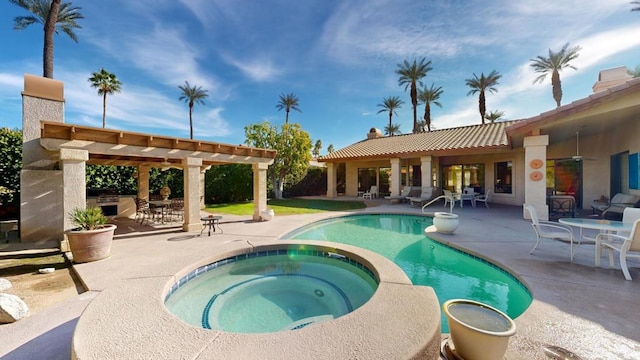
[{"left": 384, "top": 186, "right": 412, "bottom": 203}]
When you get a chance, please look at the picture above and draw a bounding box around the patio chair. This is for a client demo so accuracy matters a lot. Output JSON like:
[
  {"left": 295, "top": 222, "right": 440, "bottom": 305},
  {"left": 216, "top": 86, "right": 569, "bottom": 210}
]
[
  {"left": 595, "top": 218, "right": 640, "bottom": 280},
  {"left": 362, "top": 185, "right": 378, "bottom": 199},
  {"left": 407, "top": 188, "right": 434, "bottom": 207},
  {"left": 169, "top": 198, "right": 185, "bottom": 222},
  {"left": 134, "top": 197, "right": 151, "bottom": 225},
  {"left": 443, "top": 190, "right": 461, "bottom": 208},
  {"left": 384, "top": 186, "right": 412, "bottom": 203},
  {"left": 524, "top": 204, "right": 576, "bottom": 261},
  {"left": 474, "top": 189, "right": 491, "bottom": 208}
]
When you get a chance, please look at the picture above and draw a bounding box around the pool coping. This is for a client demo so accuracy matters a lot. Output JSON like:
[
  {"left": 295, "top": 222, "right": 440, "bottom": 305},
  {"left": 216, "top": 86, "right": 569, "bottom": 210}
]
[{"left": 71, "top": 240, "right": 442, "bottom": 359}]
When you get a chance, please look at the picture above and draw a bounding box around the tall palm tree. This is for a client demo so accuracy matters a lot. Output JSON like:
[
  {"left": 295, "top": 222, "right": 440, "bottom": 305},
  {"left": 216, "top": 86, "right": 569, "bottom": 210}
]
[
  {"left": 484, "top": 110, "right": 505, "bottom": 123},
  {"left": 10, "top": 0, "right": 83, "bottom": 78},
  {"left": 465, "top": 70, "right": 502, "bottom": 125},
  {"left": 396, "top": 58, "right": 432, "bottom": 133},
  {"left": 88, "top": 68, "right": 122, "bottom": 128},
  {"left": 384, "top": 123, "right": 402, "bottom": 136},
  {"left": 376, "top": 96, "right": 404, "bottom": 136},
  {"left": 327, "top": 144, "right": 334, "bottom": 153},
  {"left": 530, "top": 42, "right": 581, "bottom": 107},
  {"left": 276, "top": 93, "right": 301, "bottom": 124},
  {"left": 178, "top": 81, "right": 209, "bottom": 139},
  {"left": 417, "top": 84, "right": 443, "bottom": 132}
]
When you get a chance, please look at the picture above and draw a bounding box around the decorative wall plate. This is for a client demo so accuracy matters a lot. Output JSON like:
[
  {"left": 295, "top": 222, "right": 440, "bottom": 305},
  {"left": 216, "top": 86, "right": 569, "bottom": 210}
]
[
  {"left": 530, "top": 170, "right": 543, "bottom": 181},
  {"left": 529, "top": 159, "right": 543, "bottom": 169}
]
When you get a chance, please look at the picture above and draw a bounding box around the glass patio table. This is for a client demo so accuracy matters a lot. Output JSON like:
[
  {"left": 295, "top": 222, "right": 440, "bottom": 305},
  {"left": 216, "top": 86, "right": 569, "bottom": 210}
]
[{"left": 558, "top": 218, "right": 632, "bottom": 267}]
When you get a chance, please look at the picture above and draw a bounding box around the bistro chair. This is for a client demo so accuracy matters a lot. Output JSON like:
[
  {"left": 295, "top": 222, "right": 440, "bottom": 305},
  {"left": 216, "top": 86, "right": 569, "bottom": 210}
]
[
  {"left": 524, "top": 204, "right": 576, "bottom": 261},
  {"left": 596, "top": 218, "right": 640, "bottom": 280}
]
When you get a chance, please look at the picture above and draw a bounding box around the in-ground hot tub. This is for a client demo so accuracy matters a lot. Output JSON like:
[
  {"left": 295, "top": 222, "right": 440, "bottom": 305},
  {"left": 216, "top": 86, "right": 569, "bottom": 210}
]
[
  {"left": 164, "top": 248, "right": 378, "bottom": 333},
  {"left": 72, "top": 240, "right": 442, "bottom": 359}
]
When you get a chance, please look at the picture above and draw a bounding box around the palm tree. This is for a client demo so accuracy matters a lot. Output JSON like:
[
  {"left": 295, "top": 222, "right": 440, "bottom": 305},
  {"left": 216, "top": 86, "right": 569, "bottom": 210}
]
[
  {"left": 327, "top": 144, "right": 335, "bottom": 154},
  {"left": 484, "top": 110, "right": 505, "bottom": 123},
  {"left": 465, "top": 70, "right": 502, "bottom": 125},
  {"left": 530, "top": 42, "right": 581, "bottom": 107},
  {"left": 10, "top": 0, "right": 83, "bottom": 78},
  {"left": 376, "top": 96, "right": 404, "bottom": 136},
  {"left": 312, "top": 139, "right": 322, "bottom": 157},
  {"left": 627, "top": 65, "right": 640, "bottom": 78},
  {"left": 178, "top": 81, "right": 209, "bottom": 139},
  {"left": 276, "top": 93, "right": 301, "bottom": 124},
  {"left": 417, "top": 84, "right": 443, "bottom": 132},
  {"left": 88, "top": 68, "right": 122, "bottom": 128},
  {"left": 384, "top": 123, "right": 402, "bottom": 136},
  {"left": 396, "top": 58, "right": 433, "bottom": 133}
]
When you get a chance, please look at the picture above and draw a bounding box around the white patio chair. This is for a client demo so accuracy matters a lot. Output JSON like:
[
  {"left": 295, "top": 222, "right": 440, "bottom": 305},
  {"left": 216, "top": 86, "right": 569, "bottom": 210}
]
[
  {"left": 362, "top": 185, "right": 378, "bottom": 199},
  {"left": 443, "top": 190, "right": 461, "bottom": 208},
  {"left": 595, "top": 218, "right": 640, "bottom": 280},
  {"left": 524, "top": 204, "right": 576, "bottom": 261},
  {"left": 475, "top": 189, "right": 491, "bottom": 208}
]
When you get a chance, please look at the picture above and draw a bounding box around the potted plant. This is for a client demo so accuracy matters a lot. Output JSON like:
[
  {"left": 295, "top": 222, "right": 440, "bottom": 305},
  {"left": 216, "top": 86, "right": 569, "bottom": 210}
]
[
  {"left": 160, "top": 185, "right": 171, "bottom": 200},
  {"left": 65, "top": 207, "right": 117, "bottom": 263}
]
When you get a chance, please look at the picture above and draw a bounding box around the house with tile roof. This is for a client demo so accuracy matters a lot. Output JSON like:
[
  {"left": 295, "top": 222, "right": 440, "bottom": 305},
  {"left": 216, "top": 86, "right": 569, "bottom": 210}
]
[{"left": 319, "top": 67, "right": 640, "bottom": 221}]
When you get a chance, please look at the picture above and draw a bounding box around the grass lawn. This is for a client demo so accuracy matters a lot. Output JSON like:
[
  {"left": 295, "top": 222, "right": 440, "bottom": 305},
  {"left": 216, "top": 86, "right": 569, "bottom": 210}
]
[{"left": 205, "top": 198, "right": 366, "bottom": 215}]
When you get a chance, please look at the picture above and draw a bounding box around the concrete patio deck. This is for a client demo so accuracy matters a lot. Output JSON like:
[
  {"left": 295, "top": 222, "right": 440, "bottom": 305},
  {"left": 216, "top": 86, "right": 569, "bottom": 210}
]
[{"left": 1, "top": 201, "right": 639, "bottom": 359}]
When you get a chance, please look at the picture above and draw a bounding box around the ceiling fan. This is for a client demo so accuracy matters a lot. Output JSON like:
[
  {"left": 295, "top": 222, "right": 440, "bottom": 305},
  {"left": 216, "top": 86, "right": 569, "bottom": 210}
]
[
  {"left": 572, "top": 132, "right": 583, "bottom": 161},
  {"left": 571, "top": 131, "right": 596, "bottom": 162}
]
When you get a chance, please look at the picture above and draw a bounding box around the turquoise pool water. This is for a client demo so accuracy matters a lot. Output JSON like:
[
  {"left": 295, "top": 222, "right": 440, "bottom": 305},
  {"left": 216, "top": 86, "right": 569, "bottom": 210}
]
[
  {"left": 281, "top": 214, "right": 533, "bottom": 332},
  {"left": 165, "top": 249, "right": 378, "bottom": 333}
]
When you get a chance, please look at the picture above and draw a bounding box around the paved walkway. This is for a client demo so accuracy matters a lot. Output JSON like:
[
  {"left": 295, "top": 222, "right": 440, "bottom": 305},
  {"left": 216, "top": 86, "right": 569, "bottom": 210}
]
[{"left": 1, "top": 202, "right": 639, "bottom": 359}]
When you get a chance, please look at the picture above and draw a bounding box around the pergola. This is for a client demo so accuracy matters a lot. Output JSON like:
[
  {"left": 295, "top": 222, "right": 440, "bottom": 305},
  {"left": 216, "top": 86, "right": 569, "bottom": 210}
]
[{"left": 19, "top": 74, "right": 276, "bottom": 246}]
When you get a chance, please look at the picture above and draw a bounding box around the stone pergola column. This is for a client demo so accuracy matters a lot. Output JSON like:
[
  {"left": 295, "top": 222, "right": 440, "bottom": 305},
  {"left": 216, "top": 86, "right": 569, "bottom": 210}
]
[
  {"left": 326, "top": 162, "right": 337, "bottom": 198},
  {"left": 200, "top": 166, "right": 211, "bottom": 209},
  {"left": 524, "top": 135, "right": 549, "bottom": 220},
  {"left": 390, "top": 158, "right": 401, "bottom": 196},
  {"left": 420, "top": 156, "right": 433, "bottom": 197},
  {"left": 61, "top": 149, "right": 89, "bottom": 233},
  {"left": 136, "top": 165, "right": 150, "bottom": 200},
  {"left": 183, "top": 157, "right": 203, "bottom": 232},
  {"left": 252, "top": 163, "right": 269, "bottom": 221}
]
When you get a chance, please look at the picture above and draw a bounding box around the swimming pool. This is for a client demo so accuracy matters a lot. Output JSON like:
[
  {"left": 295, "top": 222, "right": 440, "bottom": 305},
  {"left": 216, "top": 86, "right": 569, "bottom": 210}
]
[
  {"left": 281, "top": 214, "right": 533, "bottom": 332},
  {"left": 164, "top": 247, "right": 378, "bottom": 333}
]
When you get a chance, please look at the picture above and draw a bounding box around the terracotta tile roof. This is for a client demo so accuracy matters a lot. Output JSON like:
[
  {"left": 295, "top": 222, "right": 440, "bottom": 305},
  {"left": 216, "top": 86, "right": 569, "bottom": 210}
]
[{"left": 319, "top": 120, "right": 521, "bottom": 162}]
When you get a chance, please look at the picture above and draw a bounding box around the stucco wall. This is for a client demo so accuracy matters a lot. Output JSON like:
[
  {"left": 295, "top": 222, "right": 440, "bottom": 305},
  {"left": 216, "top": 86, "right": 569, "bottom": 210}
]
[{"left": 20, "top": 170, "right": 64, "bottom": 243}]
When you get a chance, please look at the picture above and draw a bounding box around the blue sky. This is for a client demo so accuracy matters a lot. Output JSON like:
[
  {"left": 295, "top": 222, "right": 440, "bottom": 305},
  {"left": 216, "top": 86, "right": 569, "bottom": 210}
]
[{"left": 1, "top": 0, "right": 639, "bottom": 152}]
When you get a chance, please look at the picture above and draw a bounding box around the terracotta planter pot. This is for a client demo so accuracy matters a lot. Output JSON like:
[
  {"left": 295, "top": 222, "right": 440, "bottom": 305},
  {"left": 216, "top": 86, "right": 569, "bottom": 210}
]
[
  {"left": 443, "top": 299, "right": 516, "bottom": 360},
  {"left": 66, "top": 224, "right": 117, "bottom": 263}
]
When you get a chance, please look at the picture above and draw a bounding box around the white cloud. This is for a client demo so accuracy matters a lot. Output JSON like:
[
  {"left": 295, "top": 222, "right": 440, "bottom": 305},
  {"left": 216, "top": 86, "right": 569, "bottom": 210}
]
[{"left": 222, "top": 54, "right": 282, "bottom": 82}]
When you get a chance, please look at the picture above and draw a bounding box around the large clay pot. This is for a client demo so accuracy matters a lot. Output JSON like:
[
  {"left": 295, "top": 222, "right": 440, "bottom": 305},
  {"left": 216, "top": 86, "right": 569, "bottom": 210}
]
[
  {"left": 261, "top": 209, "right": 275, "bottom": 221},
  {"left": 433, "top": 212, "right": 459, "bottom": 234},
  {"left": 443, "top": 299, "right": 516, "bottom": 360},
  {"left": 66, "top": 224, "right": 117, "bottom": 263}
]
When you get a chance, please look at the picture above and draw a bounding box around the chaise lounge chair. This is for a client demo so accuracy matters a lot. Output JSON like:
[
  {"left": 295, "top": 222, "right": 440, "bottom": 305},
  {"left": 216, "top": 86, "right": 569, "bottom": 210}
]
[
  {"left": 384, "top": 186, "right": 412, "bottom": 204},
  {"left": 407, "top": 188, "right": 435, "bottom": 207}
]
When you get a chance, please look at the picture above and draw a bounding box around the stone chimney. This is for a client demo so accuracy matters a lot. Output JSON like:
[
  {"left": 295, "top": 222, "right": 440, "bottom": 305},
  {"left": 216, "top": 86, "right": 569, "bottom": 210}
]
[
  {"left": 592, "top": 66, "right": 632, "bottom": 93},
  {"left": 367, "top": 127, "right": 383, "bottom": 139}
]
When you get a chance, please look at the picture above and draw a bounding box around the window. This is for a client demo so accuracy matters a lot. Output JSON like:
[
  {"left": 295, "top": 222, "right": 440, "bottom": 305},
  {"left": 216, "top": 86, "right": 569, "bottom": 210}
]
[
  {"left": 442, "top": 164, "right": 485, "bottom": 193},
  {"left": 495, "top": 161, "right": 512, "bottom": 194}
]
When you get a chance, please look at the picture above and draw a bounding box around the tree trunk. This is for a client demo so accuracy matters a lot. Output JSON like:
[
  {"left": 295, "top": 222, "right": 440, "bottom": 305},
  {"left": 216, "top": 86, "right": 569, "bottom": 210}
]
[
  {"left": 189, "top": 104, "right": 194, "bottom": 139},
  {"left": 388, "top": 112, "right": 392, "bottom": 135},
  {"left": 102, "top": 92, "right": 107, "bottom": 128},
  {"left": 43, "top": 0, "right": 61, "bottom": 78},
  {"left": 479, "top": 90, "right": 486, "bottom": 125},
  {"left": 411, "top": 83, "right": 418, "bottom": 133},
  {"left": 424, "top": 102, "right": 431, "bottom": 132},
  {"left": 552, "top": 70, "right": 562, "bottom": 107},
  {"left": 274, "top": 175, "right": 284, "bottom": 199}
]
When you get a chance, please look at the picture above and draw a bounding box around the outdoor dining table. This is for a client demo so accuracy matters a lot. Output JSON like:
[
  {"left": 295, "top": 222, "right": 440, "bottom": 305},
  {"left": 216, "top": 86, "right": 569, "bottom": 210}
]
[
  {"left": 558, "top": 218, "right": 632, "bottom": 267},
  {"left": 456, "top": 192, "right": 479, "bottom": 207},
  {"left": 148, "top": 200, "right": 172, "bottom": 224}
]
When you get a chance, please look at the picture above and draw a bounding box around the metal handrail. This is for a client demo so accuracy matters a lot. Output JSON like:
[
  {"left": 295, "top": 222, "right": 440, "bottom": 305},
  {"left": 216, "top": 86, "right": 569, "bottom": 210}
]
[{"left": 421, "top": 195, "right": 455, "bottom": 214}]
